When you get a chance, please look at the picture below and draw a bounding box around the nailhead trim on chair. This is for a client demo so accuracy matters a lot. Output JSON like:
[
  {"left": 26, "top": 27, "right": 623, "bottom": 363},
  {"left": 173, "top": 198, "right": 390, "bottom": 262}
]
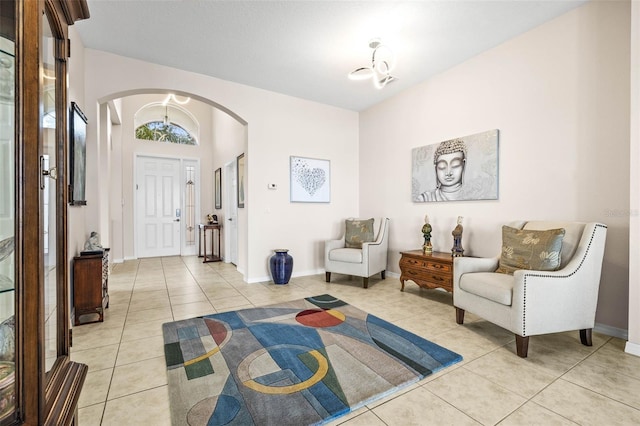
[{"left": 520, "top": 223, "right": 607, "bottom": 337}]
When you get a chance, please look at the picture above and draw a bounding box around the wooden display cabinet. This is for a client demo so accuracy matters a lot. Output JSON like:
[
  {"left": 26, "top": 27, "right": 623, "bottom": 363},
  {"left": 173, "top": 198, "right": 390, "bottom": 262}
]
[{"left": 0, "top": 1, "right": 91, "bottom": 424}]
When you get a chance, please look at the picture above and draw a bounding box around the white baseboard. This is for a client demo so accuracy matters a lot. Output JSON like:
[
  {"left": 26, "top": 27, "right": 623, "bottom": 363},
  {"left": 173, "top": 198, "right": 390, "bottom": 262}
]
[
  {"left": 247, "top": 268, "right": 325, "bottom": 284},
  {"left": 112, "top": 258, "right": 124, "bottom": 264},
  {"left": 124, "top": 256, "right": 137, "bottom": 261},
  {"left": 594, "top": 322, "right": 628, "bottom": 340},
  {"left": 625, "top": 341, "right": 640, "bottom": 357},
  {"left": 386, "top": 271, "right": 400, "bottom": 279}
]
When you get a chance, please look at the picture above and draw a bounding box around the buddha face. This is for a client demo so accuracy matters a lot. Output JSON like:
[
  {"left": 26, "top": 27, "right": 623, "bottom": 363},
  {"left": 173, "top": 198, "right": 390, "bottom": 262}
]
[{"left": 435, "top": 152, "right": 465, "bottom": 190}]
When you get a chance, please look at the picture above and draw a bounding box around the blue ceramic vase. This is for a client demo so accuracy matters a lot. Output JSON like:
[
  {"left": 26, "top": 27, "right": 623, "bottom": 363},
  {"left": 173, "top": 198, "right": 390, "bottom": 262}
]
[{"left": 270, "top": 249, "right": 293, "bottom": 284}]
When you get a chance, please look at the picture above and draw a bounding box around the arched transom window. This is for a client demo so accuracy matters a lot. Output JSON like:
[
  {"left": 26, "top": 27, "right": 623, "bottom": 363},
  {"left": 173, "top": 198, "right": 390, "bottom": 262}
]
[{"left": 134, "top": 101, "right": 199, "bottom": 145}]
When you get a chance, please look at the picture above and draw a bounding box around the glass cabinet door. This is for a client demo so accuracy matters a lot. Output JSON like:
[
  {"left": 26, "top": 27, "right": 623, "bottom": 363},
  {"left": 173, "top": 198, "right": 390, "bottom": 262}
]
[{"left": 0, "top": 0, "right": 16, "bottom": 423}]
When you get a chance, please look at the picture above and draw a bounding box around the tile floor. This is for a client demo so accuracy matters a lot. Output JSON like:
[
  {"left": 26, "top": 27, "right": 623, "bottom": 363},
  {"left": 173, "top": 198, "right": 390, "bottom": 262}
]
[{"left": 72, "top": 256, "right": 640, "bottom": 425}]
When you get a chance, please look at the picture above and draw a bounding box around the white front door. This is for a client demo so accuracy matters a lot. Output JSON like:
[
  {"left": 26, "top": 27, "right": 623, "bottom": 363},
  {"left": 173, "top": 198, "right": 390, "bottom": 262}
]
[
  {"left": 224, "top": 160, "right": 238, "bottom": 264},
  {"left": 136, "top": 156, "right": 181, "bottom": 257}
]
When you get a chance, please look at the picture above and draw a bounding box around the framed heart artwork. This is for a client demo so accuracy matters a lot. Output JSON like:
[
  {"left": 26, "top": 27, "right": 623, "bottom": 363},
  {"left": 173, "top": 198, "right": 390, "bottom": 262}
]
[{"left": 290, "top": 156, "right": 330, "bottom": 203}]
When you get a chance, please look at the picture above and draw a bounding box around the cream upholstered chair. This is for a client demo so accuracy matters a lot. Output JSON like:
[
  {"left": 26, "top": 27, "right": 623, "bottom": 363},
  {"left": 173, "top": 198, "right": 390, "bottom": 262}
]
[
  {"left": 324, "top": 218, "right": 390, "bottom": 288},
  {"left": 453, "top": 221, "right": 607, "bottom": 358}
]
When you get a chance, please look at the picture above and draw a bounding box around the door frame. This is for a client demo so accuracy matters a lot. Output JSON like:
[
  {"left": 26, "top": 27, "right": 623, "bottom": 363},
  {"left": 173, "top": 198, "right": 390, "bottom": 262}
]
[
  {"left": 133, "top": 153, "right": 200, "bottom": 258},
  {"left": 224, "top": 159, "right": 238, "bottom": 264}
]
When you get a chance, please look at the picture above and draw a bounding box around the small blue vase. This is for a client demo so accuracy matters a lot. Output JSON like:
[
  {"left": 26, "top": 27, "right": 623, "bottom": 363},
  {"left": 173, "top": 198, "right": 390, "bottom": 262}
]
[{"left": 270, "top": 249, "right": 293, "bottom": 284}]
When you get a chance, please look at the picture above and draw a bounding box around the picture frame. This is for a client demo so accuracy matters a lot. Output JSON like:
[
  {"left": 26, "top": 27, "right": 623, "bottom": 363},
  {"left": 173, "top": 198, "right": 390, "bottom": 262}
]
[
  {"left": 411, "top": 129, "right": 499, "bottom": 203},
  {"left": 290, "top": 156, "right": 330, "bottom": 203},
  {"left": 237, "top": 153, "right": 245, "bottom": 208},
  {"left": 69, "top": 102, "right": 88, "bottom": 206},
  {"left": 214, "top": 167, "right": 222, "bottom": 209}
]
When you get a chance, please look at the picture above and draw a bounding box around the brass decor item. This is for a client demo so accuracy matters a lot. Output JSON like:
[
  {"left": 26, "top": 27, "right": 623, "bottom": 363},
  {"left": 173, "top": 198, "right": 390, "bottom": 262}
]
[{"left": 422, "top": 214, "right": 433, "bottom": 254}]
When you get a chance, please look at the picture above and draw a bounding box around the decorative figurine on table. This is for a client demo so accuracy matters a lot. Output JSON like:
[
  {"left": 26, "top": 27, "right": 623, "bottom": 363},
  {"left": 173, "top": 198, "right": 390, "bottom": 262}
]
[
  {"left": 421, "top": 214, "right": 433, "bottom": 254},
  {"left": 451, "top": 216, "right": 464, "bottom": 257},
  {"left": 84, "top": 231, "right": 103, "bottom": 251},
  {"left": 206, "top": 214, "right": 218, "bottom": 224}
]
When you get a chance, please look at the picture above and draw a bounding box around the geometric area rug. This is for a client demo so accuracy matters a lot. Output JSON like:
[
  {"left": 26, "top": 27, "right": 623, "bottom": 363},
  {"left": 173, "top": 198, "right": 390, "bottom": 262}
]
[{"left": 162, "top": 294, "right": 462, "bottom": 425}]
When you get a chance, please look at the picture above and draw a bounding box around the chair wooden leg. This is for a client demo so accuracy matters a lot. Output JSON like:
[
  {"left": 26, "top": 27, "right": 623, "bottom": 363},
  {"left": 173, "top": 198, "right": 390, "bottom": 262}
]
[
  {"left": 363, "top": 277, "right": 368, "bottom": 289},
  {"left": 580, "top": 328, "right": 593, "bottom": 346},
  {"left": 515, "top": 335, "right": 529, "bottom": 358},
  {"left": 380, "top": 270, "right": 385, "bottom": 279},
  {"left": 455, "top": 307, "right": 465, "bottom": 325},
  {"left": 325, "top": 272, "right": 331, "bottom": 283}
]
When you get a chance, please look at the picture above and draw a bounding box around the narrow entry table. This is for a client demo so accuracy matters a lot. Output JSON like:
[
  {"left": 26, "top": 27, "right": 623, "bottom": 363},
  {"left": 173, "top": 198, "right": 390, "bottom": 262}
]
[{"left": 198, "top": 223, "right": 222, "bottom": 263}]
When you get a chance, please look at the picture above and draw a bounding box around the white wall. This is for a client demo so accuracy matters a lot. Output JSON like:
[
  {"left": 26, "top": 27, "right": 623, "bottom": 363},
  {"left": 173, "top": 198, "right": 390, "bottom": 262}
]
[
  {"left": 360, "top": 0, "right": 631, "bottom": 332},
  {"left": 628, "top": 0, "right": 640, "bottom": 355},
  {"left": 67, "top": 26, "right": 88, "bottom": 264},
  {"left": 82, "top": 50, "right": 359, "bottom": 281}
]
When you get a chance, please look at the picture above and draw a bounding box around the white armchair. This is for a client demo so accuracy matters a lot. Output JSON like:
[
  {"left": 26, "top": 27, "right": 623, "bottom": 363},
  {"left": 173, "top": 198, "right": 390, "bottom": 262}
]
[
  {"left": 453, "top": 221, "right": 607, "bottom": 357},
  {"left": 324, "top": 218, "right": 390, "bottom": 288}
]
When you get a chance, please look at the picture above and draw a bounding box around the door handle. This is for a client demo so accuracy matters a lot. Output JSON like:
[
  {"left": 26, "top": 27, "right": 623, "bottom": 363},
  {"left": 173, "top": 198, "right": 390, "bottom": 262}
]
[
  {"left": 228, "top": 218, "right": 233, "bottom": 221},
  {"left": 174, "top": 218, "right": 180, "bottom": 222}
]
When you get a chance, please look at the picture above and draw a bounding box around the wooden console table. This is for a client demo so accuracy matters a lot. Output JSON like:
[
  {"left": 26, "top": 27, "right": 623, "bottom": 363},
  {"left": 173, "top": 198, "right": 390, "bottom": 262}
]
[
  {"left": 73, "top": 248, "right": 110, "bottom": 325},
  {"left": 199, "top": 223, "right": 222, "bottom": 263},
  {"left": 399, "top": 250, "right": 454, "bottom": 292}
]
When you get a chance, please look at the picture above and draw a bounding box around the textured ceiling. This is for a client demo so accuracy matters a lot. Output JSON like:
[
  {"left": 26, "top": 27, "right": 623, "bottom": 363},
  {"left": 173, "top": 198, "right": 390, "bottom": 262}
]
[{"left": 74, "top": 0, "right": 587, "bottom": 111}]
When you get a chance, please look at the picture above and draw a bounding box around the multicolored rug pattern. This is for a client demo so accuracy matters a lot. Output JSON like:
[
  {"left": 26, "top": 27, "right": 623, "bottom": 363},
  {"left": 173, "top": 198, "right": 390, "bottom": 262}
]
[{"left": 162, "top": 294, "right": 462, "bottom": 425}]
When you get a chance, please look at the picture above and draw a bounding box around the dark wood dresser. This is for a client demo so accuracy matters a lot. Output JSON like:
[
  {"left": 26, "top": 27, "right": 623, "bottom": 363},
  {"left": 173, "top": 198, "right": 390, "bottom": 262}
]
[
  {"left": 399, "top": 250, "right": 454, "bottom": 292},
  {"left": 73, "top": 248, "right": 110, "bottom": 325}
]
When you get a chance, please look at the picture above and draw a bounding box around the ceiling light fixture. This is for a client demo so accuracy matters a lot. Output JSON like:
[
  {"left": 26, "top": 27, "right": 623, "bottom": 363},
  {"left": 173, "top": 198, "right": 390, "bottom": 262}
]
[{"left": 348, "top": 38, "right": 397, "bottom": 89}]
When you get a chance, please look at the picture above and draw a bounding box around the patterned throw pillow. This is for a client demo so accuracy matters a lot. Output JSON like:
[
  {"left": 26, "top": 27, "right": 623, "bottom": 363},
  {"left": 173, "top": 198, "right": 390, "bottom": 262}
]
[
  {"left": 495, "top": 226, "right": 565, "bottom": 275},
  {"left": 345, "top": 218, "right": 375, "bottom": 249}
]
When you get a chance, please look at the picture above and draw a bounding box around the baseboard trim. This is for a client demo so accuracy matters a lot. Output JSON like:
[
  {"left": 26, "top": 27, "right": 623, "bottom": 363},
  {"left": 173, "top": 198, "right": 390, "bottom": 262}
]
[
  {"left": 112, "top": 258, "right": 124, "bottom": 264},
  {"left": 594, "top": 322, "right": 628, "bottom": 340},
  {"left": 247, "top": 268, "right": 325, "bottom": 284},
  {"left": 625, "top": 341, "right": 640, "bottom": 357}
]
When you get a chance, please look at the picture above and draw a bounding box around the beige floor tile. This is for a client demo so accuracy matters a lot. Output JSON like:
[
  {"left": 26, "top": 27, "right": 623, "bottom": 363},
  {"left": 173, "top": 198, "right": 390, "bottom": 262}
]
[
  {"left": 78, "top": 255, "right": 640, "bottom": 425},
  {"left": 71, "top": 325, "right": 123, "bottom": 351},
  {"left": 465, "top": 348, "right": 559, "bottom": 398},
  {"left": 128, "top": 296, "right": 171, "bottom": 311},
  {"left": 116, "top": 335, "right": 165, "bottom": 366},
  {"left": 561, "top": 360, "right": 640, "bottom": 407},
  {"left": 498, "top": 401, "right": 578, "bottom": 425},
  {"left": 78, "top": 368, "right": 113, "bottom": 408},
  {"left": 125, "top": 306, "right": 173, "bottom": 325},
  {"left": 121, "top": 317, "right": 168, "bottom": 342},
  {"left": 108, "top": 355, "right": 167, "bottom": 400},
  {"left": 373, "top": 385, "right": 480, "bottom": 425},
  {"left": 585, "top": 338, "right": 640, "bottom": 380},
  {"left": 169, "top": 291, "right": 208, "bottom": 305},
  {"left": 171, "top": 300, "right": 215, "bottom": 319},
  {"left": 532, "top": 379, "right": 640, "bottom": 424},
  {"left": 209, "top": 294, "right": 251, "bottom": 310},
  {"left": 78, "top": 402, "right": 105, "bottom": 426},
  {"left": 329, "top": 409, "right": 383, "bottom": 426},
  {"left": 425, "top": 367, "right": 526, "bottom": 425},
  {"left": 71, "top": 343, "right": 119, "bottom": 372},
  {"left": 102, "top": 386, "right": 171, "bottom": 426}
]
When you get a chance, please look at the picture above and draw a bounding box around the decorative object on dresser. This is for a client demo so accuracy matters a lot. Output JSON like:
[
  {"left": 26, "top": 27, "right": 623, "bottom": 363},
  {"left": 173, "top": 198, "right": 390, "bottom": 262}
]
[
  {"left": 421, "top": 214, "right": 433, "bottom": 254},
  {"left": 451, "top": 216, "right": 464, "bottom": 257},
  {"left": 453, "top": 221, "right": 607, "bottom": 358},
  {"left": 399, "top": 250, "right": 453, "bottom": 292},
  {"left": 73, "top": 248, "right": 110, "bottom": 325}
]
